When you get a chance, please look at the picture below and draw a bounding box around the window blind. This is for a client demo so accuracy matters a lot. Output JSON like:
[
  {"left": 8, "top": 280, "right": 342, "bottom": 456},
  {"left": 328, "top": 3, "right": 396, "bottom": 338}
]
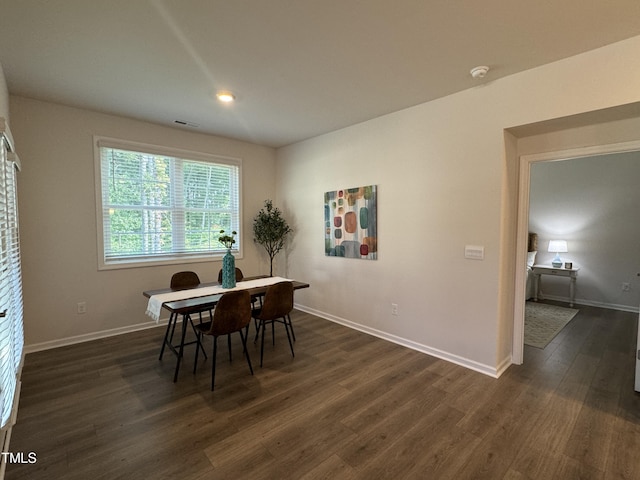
[
  {"left": 0, "top": 131, "right": 23, "bottom": 432},
  {"left": 96, "top": 138, "right": 241, "bottom": 267}
]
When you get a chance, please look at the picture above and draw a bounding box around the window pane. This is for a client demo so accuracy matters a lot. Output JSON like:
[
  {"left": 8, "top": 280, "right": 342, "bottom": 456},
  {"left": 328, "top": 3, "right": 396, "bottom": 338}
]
[
  {"left": 105, "top": 149, "right": 171, "bottom": 207},
  {"left": 184, "top": 211, "right": 232, "bottom": 251}
]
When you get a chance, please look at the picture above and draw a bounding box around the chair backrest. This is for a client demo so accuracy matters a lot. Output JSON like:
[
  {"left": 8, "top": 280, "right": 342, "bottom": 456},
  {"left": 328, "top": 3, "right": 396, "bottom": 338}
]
[
  {"left": 257, "top": 281, "right": 294, "bottom": 321},
  {"left": 171, "top": 271, "right": 200, "bottom": 289},
  {"left": 217, "top": 267, "right": 244, "bottom": 284},
  {"left": 207, "top": 290, "right": 252, "bottom": 336}
]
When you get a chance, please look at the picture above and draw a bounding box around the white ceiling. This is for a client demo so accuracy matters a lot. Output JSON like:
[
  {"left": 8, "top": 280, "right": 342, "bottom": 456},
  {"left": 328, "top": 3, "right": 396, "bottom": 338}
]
[{"left": 1, "top": 1, "right": 640, "bottom": 148}]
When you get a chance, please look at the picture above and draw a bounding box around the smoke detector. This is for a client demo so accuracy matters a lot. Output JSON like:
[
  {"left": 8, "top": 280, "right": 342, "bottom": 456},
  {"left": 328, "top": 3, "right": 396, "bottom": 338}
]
[{"left": 470, "top": 66, "right": 489, "bottom": 79}]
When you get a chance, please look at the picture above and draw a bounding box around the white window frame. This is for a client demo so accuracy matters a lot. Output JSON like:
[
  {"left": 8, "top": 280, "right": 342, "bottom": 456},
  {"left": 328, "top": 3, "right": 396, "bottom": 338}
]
[{"left": 94, "top": 136, "right": 242, "bottom": 270}]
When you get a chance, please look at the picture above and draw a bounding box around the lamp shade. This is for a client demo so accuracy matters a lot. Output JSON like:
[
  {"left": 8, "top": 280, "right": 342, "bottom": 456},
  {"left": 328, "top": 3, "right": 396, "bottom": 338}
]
[{"left": 547, "top": 240, "right": 568, "bottom": 253}]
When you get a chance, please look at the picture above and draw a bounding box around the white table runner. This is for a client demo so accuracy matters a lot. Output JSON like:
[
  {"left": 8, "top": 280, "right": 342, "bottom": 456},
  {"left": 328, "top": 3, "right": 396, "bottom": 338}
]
[{"left": 145, "top": 276, "right": 292, "bottom": 322}]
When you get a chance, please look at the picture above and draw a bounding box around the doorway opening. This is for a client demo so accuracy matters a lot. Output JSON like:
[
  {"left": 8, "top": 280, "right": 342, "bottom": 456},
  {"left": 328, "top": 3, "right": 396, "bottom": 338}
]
[{"left": 512, "top": 140, "right": 640, "bottom": 364}]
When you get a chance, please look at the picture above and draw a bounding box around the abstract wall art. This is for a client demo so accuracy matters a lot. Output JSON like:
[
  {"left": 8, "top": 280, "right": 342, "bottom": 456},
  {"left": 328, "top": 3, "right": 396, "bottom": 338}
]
[{"left": 324, "top": 185, "right": 377, "bottom": 259}]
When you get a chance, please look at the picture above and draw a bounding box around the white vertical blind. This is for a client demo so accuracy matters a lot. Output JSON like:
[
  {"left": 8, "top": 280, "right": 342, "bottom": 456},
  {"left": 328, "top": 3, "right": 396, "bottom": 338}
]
[
  {"left": 0, "top": 136, "right": 9, "bottom": 427},
  {"left": 6, "top": 153, "right": 23, "bottom": 379},
  {"left": 0, "top": 125, "right": 23, "bottom": 430}
]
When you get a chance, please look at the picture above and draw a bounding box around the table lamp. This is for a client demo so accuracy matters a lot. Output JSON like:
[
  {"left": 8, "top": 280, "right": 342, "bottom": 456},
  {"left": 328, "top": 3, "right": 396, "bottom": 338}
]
[{"left": 548, "top": 240, "right": 568, "bottom": 268}]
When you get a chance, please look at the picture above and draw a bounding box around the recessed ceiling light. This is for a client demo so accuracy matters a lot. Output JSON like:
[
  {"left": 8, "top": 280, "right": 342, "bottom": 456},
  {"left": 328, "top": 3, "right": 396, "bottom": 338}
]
[{"left": 216, "top": 91, "right": 236, "bottom": 103}]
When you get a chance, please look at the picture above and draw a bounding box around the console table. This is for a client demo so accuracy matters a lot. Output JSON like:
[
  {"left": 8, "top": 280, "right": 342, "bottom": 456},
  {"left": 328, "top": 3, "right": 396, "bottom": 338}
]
[{"left": 532, "top": 264, "right": 579, "bottom": 307}]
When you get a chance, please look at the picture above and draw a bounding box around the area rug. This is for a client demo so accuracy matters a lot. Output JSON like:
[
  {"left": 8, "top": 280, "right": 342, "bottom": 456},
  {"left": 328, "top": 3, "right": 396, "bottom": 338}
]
[{"left": 524, "top": 302, "right": 579, "bottom": 349}]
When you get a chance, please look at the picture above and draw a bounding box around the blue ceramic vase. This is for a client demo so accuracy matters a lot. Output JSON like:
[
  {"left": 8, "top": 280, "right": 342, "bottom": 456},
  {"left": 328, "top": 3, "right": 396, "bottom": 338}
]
[{"left": 222, "top": 249, "right": 236, "bottom": 288}]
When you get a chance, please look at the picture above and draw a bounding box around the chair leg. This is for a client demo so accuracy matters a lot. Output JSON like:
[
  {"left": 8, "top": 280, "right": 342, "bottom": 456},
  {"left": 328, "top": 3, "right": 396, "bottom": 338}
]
[
  {"left": 211, "top": 336, "right": 218, "bottom": 391},
  {"left": 193, "top": 332, "right": 201, "bottom": 374},
  {"left": 287, "top": 313, "right": 296, "bottom": 342},
  {"left": 239, "top": 330, "right": 253, "bottom": 375},
  {"left": 228, "top": 334, "right": 232, "bottom": 362},
  {"left": 282, "top": 316, "right": 295, "bottom": 358},
  {"left": 252, "top": 297, "right": 263, "bottom": 341},
  {"left": 260, "top": 320, "right": 266, "bottom": 367},
  {"left": 189, "top": 317, "right": 208, "bottom": 359},
  {"left": 271, "top": 320, "right": 275, "bottom": 346},
  {"left": 245, "top": 323, "right": 250, "bottom": 340},
  {"left": 254, "top": 318, "right": 261, "bottom": 343}
]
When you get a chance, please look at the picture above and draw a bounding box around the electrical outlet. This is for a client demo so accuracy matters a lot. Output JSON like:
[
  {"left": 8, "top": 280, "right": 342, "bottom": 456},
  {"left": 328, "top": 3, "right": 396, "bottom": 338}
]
[
  {"left": 622, "top": 283, "right": 630, "bottom": 292},
  {"left": 77, "top": 302, "right": 87, "bottom": 314},
  {"left": 391, "top": 303, "right": 398, "bottom": 315}
]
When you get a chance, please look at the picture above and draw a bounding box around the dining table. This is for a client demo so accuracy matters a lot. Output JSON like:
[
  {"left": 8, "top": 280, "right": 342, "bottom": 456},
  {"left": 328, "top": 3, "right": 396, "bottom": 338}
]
[{"left": 143, "top": 275, "right": 310, "bottom": 382}]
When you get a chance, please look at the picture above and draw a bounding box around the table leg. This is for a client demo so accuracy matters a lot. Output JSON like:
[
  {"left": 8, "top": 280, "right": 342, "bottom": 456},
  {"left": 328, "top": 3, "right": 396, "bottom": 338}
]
[
  {"left": 533, "top": 273, "right": 540, "bottom": 301},
  {"left": 569, "top": 276, "right": 576, "bottom": 307},
  {"left": 173, "top": 313, "right": 189, "bottom": 382},
  {"left": 159, "top": 312, "right": 175, "bottom": 360}
]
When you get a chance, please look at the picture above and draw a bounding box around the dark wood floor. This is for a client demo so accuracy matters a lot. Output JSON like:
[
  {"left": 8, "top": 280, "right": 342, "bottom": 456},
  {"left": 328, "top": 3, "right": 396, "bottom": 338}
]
[{"left": 6, "top": 303, "right": 640, "bottom": 479}]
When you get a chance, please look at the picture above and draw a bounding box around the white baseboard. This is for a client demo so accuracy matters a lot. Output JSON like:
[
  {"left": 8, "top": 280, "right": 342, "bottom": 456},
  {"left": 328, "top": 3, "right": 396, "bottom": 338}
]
[
  {"left": 539, "top": 294, "right": 640, "bottom": 313},
  {"left": 294, "top": 304, "right": 503, "bottom": 378},
  {"left": 24, "top": 295, "right": 637, "bottom": 375},
  {"left": 24, "top": 317, "right": 171, "bottom": 354},
  {"left": 25, "top": 305, "right": 514, "bottom": 379},
  {"left": 496, "top": 355, "right": 513, "bottom": 377}
]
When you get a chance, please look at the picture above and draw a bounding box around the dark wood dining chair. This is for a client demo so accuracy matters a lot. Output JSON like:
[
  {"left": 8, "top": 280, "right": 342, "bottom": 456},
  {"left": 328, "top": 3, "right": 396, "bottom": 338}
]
[
  {"left": 193, "top": 290, "right": 254, "bottom": 390},
  {"left": 171, "top": 271, "right": 201, "bottom": 289},
  {"left": 159, "top": 271, "right": 208, "bottom": 361},
  {"left": 252, "top": 281, "right": 295, "bottom": 367},
  {"left": 217, "top": 267, "right": 244, "bottom": 283},
  {"left": 218, "top": 267, "right": 261, "bottom": 333}
]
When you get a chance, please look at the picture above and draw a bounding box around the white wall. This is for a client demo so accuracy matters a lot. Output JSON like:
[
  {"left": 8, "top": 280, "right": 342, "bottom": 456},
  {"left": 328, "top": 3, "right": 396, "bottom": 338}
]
[
  {"left": 276, "top": 35, "right": 640, "bottom": 375},
  {"left": 529, "top": 152, "right": 640, "bottom": 310},
  {"left": 10, "top": 96, "right": 277, "bottom": 349}
]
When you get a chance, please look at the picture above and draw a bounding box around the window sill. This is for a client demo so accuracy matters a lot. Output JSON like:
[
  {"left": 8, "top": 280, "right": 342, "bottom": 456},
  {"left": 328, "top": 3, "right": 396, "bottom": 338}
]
[{"left": 98, "top": 251, "right": 242, "bottom": 271}]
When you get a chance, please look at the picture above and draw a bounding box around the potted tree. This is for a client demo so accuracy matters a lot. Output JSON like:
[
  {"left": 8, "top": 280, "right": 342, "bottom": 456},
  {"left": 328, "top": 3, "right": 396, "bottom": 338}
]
[{"left": 253, "top": 200, "right": 292, "bottom": 276}]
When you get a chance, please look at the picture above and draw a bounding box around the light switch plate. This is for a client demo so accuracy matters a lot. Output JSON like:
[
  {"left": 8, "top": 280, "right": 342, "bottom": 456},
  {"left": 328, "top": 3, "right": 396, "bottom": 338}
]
[{"left": 465, "top": 245, "right": 484, "bottom": 260}]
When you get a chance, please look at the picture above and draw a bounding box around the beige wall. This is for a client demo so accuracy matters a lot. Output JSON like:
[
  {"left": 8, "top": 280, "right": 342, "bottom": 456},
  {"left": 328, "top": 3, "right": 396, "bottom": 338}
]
[
  {"left": 276, "top": 35, "right": 640, "bottom": 375},
  {"left": 10, "top": 96, "right": 277, "bottom": 349},
  {"left": 0, "top": 63, "right": 8, "bottom": 122}
]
